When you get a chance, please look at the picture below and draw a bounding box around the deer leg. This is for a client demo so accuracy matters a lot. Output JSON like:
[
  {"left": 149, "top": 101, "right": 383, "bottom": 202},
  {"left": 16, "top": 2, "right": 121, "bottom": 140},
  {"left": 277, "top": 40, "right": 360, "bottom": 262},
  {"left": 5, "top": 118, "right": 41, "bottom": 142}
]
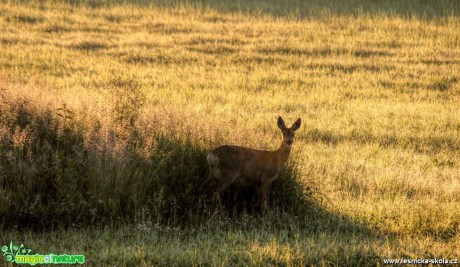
[
  {"left": 211, "top": 192, "right": 221, "bottom": 212},
  {"left": 259, "top": 180, "right": 271, "bottom": 215},
  {"left": 212, "top": 171, "right": 238, "bottom": 212},
  {"left": 256, "top": 183, "right": 262, "bottom": 208},
  {"left": 200, "top": 177, "right": 217, "bottom": 197},
  {"left": 200, "top": 163, "right": 223, "bottom": 196}
]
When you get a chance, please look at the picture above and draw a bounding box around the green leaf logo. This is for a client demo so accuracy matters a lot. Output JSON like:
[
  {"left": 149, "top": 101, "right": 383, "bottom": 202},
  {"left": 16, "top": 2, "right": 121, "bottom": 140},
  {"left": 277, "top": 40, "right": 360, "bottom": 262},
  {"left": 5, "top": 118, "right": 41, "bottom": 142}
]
[{"left": 2, "top": 242, "right": 32, "bottom": 263}]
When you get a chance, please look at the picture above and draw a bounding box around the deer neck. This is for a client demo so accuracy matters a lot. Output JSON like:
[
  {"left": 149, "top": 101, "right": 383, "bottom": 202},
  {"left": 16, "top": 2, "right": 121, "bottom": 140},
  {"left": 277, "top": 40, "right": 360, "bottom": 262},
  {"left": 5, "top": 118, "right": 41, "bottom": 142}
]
[{"left": 274, "top": 141, "right": 291, "bottom": 165}]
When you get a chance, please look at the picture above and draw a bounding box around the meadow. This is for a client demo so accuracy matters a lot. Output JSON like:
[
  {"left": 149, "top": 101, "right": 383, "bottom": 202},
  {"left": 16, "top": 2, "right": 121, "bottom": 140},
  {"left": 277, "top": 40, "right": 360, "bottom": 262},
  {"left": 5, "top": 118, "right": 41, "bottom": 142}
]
[{"left": 0, "top": 0, "right": 459, "bottom": 265}]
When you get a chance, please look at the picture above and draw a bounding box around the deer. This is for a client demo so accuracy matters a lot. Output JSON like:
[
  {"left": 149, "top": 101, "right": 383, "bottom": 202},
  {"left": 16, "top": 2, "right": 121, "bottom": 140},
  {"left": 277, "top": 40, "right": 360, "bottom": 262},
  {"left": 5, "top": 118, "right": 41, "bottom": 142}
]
[{"left": 201, "top": 116, "right": 301, "bottom": 215}]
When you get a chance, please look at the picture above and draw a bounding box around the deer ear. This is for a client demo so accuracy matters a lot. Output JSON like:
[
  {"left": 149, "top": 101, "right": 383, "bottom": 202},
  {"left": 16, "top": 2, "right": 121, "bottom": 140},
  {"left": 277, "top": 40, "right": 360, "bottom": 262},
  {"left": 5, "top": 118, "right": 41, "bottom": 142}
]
[
  {"left": 291, "top": 118, "right": 301, "bottom": 131},
  {"left": 277, "top": 116, "right": 286, "bottom": 130}
]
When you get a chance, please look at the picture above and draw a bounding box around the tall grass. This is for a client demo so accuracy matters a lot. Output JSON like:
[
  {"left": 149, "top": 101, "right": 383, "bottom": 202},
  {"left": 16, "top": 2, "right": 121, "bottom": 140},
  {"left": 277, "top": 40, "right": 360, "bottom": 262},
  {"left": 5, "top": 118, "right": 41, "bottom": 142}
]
[{"left": 0, "top": 87, "right": 313, "bottom": 229}]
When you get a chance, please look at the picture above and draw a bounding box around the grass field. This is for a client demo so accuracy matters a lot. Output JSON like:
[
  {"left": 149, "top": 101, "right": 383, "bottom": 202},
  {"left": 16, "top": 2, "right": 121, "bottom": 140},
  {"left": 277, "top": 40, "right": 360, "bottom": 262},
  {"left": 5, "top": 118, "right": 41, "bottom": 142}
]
[{"left": 1, "top": 0, "right": 460, "bottom": 265}]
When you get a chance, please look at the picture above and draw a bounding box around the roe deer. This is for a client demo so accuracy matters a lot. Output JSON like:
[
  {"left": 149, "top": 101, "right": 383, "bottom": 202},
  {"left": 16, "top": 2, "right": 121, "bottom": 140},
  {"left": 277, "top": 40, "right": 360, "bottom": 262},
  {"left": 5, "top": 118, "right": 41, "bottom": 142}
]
[{"left": 201, "top": 116, "right": 301, "bottom": 214}]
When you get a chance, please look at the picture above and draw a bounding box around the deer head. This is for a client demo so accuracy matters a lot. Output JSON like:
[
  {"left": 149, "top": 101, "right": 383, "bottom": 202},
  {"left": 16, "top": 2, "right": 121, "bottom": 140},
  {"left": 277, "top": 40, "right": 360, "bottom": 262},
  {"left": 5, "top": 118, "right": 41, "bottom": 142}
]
[{"left": 277, "top": 116, "right": 301, "bottom": 147}]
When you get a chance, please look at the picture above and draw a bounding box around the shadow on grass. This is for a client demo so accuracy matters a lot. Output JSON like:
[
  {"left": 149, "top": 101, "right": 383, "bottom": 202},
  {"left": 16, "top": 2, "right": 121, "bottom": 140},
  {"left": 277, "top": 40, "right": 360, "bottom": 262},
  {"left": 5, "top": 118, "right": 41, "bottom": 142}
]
[
  {"left": 0, "top": 93, "right": 395, "bottom": 264},
  {"left": 0, "top": 94, "right": 379, "bottom": 233},
  {"left": 58, "top": 0, "right": 460, "bottom": 19},
  {"left": 304, "top": 128, "right": 459, "bottom": 154}
]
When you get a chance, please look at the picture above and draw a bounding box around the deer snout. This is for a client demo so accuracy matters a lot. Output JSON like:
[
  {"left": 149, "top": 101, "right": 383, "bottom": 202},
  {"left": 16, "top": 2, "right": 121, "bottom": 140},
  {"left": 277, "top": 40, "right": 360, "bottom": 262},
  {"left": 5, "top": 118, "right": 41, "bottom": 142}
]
[{"left": 286, "top": 139, "right": 293, "bottom": 145}]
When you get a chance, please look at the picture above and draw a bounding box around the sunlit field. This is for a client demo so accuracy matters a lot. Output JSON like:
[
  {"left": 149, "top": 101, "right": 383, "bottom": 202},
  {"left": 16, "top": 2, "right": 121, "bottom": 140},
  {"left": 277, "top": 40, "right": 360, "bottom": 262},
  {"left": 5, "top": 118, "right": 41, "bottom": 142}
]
[{"left": 1, "top": 0, "right": 459, "bottom": 265}]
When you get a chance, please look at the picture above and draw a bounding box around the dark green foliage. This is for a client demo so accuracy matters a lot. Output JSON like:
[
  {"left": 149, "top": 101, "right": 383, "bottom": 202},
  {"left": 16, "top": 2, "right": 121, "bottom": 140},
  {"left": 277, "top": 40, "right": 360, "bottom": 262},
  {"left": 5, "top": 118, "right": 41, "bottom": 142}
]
[
  {"left": 0, "top": 94, "right": 316, "bottom": 229},
  {"left": 0, "top": 97, "right": 90, "bottom": 229}
]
